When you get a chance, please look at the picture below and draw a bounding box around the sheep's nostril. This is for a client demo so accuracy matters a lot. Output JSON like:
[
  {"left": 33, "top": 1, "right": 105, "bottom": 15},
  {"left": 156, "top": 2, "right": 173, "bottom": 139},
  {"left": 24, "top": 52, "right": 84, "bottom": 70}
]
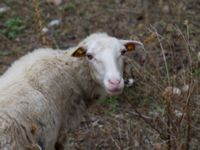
[{"left": 108, "top": 79, "right": 121, "bottom": 85}]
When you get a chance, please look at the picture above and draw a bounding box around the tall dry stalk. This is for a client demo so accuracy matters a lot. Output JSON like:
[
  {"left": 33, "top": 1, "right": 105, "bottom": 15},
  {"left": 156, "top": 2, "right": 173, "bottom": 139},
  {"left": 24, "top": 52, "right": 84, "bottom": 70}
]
[{"left": 32, "top": 0, "right": 50, "bottom": 47}]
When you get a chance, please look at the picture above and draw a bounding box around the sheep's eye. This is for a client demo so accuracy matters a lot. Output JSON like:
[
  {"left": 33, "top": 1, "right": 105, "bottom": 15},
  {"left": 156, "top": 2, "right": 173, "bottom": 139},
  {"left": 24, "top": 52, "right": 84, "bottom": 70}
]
[
  {"left": 86, "top": 54, "right": 93, "bottom": 60},
  {"left": 121, "top": 50, "right": 127, "bottom": 55}
]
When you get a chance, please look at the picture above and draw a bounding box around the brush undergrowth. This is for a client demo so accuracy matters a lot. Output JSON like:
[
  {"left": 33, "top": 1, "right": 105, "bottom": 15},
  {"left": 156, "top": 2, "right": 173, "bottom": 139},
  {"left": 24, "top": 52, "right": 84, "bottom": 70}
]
[
  {"left": 121, "top": 25, "right": 199, "bottom": 150},
  {"left": 0, "top": 16, "right": 25, "bottom": 39}
]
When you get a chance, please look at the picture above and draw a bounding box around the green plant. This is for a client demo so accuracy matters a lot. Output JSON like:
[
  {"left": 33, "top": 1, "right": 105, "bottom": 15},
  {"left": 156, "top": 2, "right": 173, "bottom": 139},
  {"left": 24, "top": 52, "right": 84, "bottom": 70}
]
[
  {"left": 193, "top": 68, "right": 200, "bottom": 77},
  {"left": 0, "top": 51, "right": 13, "bottom": 57},
  {"left": 0, "top": 16, "right": 25, "bottom": 39},
  {"left": 98, "top": 96, "right": 120, "bottom": 113},
  {"left": 60, "top": 3, "right": 76, "bottom": 12}
]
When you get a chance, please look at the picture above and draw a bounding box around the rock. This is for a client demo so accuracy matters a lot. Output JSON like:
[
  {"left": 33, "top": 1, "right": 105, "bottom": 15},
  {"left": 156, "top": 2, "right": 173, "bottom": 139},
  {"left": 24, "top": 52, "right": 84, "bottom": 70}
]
[
  {"left": 162, "top": 86, "right": 181, "bottom": 98},
  {"left": 114, "top": 114, "right": 124, "bottom": 119},
  {"left": 182, "top": 84, "right": 189, "bottom": 93},
  {"left": 0, "top": 6, "right": 10, "bottom": 13},
  {"left": 41, "top": 27, "right": 49, "bottom": 33},
  {"left": 162, "top": 5, "right": 170, "bottom": 14},
  {"left": 48, "top": 19, "right": 61, "bottom": 27},
  {"left": 174, "top": 110, "right": 183, "bottom": 117},
  {"left": 198, "top": 52, "right": 200, "bottom": 61}
]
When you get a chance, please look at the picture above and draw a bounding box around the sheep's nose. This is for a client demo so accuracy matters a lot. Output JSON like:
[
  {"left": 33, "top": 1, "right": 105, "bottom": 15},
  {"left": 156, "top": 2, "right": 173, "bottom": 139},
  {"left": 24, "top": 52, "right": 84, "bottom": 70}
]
[{"left": 108, "top": 78, "right": 121, "bottom": 85}]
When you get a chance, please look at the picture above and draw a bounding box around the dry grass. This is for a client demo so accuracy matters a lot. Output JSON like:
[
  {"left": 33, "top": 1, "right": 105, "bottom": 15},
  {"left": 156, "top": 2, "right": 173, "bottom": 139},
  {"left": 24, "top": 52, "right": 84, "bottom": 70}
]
[
  {"left": 61, "top": 25, "right": 199, "bottom": 150},
  {"left": 122, "top": 25, "right": 199, "bottom": 149},
  {"left": 0, "top": 0, "right": 200, "bottom": 149}
]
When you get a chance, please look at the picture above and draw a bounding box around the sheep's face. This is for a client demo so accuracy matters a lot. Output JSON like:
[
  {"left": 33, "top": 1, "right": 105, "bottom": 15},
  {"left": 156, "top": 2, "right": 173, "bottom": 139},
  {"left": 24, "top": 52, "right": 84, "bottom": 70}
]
[{"left": 72, "top": 33, "right": 143, "bottom": 95}]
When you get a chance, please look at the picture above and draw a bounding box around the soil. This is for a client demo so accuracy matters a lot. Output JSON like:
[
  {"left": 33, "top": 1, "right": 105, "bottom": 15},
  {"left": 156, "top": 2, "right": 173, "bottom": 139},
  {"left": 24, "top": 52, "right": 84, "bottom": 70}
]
[{"left": 0, "top": 0, "right": 200, "bottom": 149}]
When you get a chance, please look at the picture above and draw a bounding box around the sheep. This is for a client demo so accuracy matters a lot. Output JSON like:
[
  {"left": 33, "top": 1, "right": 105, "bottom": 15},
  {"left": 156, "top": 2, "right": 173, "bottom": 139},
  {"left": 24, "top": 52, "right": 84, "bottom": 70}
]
[{"left": 0, "top": 32, "right": 143, "bottom": 150}]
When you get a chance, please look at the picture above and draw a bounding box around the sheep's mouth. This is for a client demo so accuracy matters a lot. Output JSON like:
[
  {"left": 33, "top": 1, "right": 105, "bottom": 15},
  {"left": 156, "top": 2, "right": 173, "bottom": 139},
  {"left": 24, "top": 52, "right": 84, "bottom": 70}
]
[{"left": 107, "top": 88, "right": 123, "bottom": 95}]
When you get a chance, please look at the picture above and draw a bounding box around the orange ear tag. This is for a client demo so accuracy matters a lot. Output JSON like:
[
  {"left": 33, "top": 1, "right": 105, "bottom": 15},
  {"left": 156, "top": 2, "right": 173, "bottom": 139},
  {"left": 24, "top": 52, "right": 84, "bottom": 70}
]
[
  {"left": 126, "top": 43, "right": 135, "bottom": 51},
  {"left": 72, "top": 47, "right": 86, "bottom": 57}
]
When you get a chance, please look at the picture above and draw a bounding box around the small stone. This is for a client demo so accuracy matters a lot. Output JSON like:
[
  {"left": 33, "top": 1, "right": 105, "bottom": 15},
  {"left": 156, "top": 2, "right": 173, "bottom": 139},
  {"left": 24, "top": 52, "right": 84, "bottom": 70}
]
[
  {"left": 163, "top": 86, "right": 181, "bottom": 97},
  {"left": 162, "top": 5, "right": 170, "bottom": 14},
  {"left": 114, "top": 114, "right": 124, "bottom": 119},
  {"left": 48, "top": 19, "right": 60, "bottom": 27},
  {"left": 174, "top": 110, "right": 183, "bottom": 117},
  {"left": 41, "top": 27, "right": 49, "bottom": 33},
  {"left": 98, "top": 124, "right": 103, "bottom": 128},
  {"left": 182, "top": 84, "right": 189, "bottom": 93},
  {"left": 198, "top": 52, "right": 200, "bottom": 61},
  {"left": 0, "top": 6, "right": 10, "bottom": 13}
]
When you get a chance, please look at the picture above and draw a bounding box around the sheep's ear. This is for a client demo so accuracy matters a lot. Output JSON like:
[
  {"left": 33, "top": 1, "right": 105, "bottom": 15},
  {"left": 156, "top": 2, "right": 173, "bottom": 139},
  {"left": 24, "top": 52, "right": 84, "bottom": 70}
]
[
  {"left": 121, "top": 40, "right": 144, "bottom": 52},
  {"left": 72, "top": 47, "right": 86, "bottom": 57}
]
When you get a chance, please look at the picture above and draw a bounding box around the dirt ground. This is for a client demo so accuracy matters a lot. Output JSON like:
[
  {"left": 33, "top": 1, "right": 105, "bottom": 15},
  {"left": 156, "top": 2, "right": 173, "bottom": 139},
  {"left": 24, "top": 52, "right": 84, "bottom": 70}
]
[{"left": 0, "top": 0, "right": 200, "bottom": 149}]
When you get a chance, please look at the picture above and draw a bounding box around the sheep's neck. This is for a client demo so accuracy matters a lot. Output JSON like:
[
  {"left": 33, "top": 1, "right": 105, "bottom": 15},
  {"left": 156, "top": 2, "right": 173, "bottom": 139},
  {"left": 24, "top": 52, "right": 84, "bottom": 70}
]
[{"left": 29, "top": 58, "right": 101, "bottom": 112}]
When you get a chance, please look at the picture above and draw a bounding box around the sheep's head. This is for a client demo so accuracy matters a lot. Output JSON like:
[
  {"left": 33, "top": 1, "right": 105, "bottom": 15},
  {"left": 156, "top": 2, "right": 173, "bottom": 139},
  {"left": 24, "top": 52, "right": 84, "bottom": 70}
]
[{"left": 72, "top": 33, "right": 143, "bottom": 95}]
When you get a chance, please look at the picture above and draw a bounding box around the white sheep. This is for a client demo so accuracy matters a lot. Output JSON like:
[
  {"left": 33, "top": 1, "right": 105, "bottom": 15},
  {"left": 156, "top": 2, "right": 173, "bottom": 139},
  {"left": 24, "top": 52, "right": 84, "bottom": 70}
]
[{"left": 0, "top": 32, "right": 143, "bottom": 150}]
